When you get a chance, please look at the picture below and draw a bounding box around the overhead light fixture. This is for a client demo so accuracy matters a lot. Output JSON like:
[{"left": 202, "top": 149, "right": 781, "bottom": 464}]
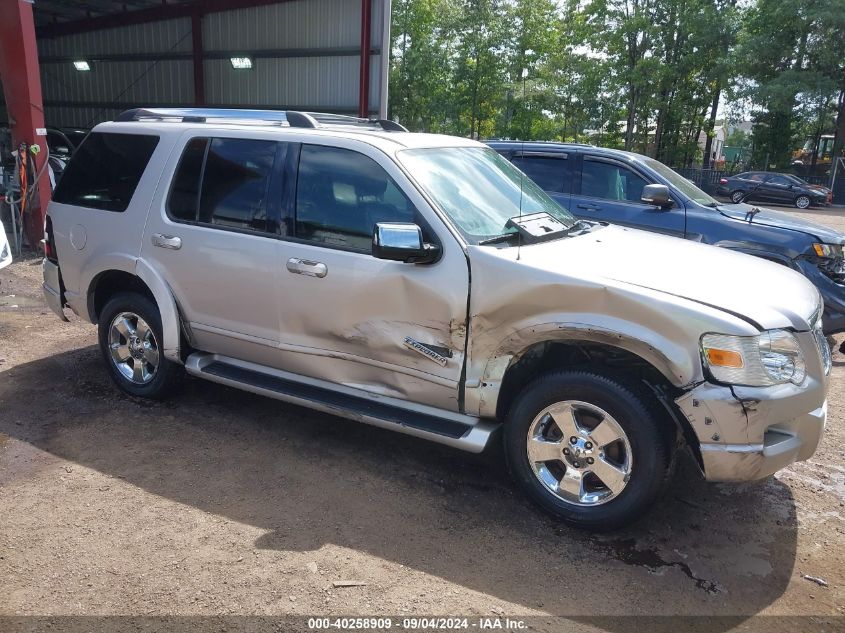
[
  {"left": 230, "top": 57, "right": 253, "bottom": 70},
  {"left": 73, "top": 60, "right": 91, "bottom": 71}
]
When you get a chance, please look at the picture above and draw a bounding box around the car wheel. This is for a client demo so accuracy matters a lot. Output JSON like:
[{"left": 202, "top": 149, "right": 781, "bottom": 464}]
[
  {"left": 98, "top": 292, "right": 183, "bottom": 399},
  {"left": 504, "top": 370, "right": 671, "bottom": 531},
  {"left": 794, "top": 195, "right": 811, "bottom": 209},
  {"left": 730, "top": 190, "right": 745, "bottom": 204}
]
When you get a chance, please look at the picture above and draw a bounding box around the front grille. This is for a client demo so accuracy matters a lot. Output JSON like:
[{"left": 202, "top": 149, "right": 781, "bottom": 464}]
[{"left": 820, "top": 258, "right": 845, "bottom": 284}]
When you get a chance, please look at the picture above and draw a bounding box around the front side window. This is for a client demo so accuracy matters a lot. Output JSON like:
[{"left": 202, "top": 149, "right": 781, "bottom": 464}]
[
  {"left": 295, "top": 145, "right": 417, "bottom": 252},
  {"left": 166, "top": 137, "right": 277, "bottom": 233},
  {"left": 397, "top": 147, "right": 576, "bottom": 244},
  {"left": 53, "top": 132, "right": 159, "bottom": 212},
  {"left": 581, "top": 159, "right": 648, "bottom": 203},
  {"left": 512, "top": 154, "right": 569, "bottom": 193}
]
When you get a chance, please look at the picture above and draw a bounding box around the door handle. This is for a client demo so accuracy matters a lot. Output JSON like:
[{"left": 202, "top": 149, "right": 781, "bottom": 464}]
[
  {"left": 286, "top": 257, "right": 328, "bottom": 278},
  {"left": 577, "top": 203, "right": 601, "bottom": 211},
  {"left": 152, "top": 233, "right": 182, "bottom": 250}
]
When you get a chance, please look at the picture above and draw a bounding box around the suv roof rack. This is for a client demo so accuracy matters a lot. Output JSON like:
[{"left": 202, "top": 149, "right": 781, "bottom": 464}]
[{"left": 115, "top": 108, "right": 409, "bottom": 132}]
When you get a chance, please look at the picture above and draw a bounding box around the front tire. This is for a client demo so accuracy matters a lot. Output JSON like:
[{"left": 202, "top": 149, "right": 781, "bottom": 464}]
[
  {"left": 98, "top": 292, "right": 183, "bottom": 399},
  {"left": 794, "top": 195, "right": 811, "bottom": 209},
  {"left": 504, "top": 371, "right": 671, "bottom": 531}
]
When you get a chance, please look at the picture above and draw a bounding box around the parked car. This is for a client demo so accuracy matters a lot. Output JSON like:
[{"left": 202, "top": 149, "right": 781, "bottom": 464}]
[
  {"left": 45, "top": 127, "right": 89, "bottom": 158},
  {"left": 43, "top": 109, "right": 830, "bottom": 530},
  {"left": 488, "top": 141, "right": 845, "bottom": 335},
  {"left": 0, "top": 223, "right": 11, "bottom": 270},
  {"left": 715, "top": 171, "right": 831, "bottom": 208}
]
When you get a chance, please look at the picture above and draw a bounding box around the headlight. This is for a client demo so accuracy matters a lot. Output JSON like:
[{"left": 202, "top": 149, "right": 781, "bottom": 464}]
[
  {"left": 701, "top": 330, "right": 806, "bottom": 387},
  {"left": 812, "top": 243, "right": 844, "bottom": 258}
]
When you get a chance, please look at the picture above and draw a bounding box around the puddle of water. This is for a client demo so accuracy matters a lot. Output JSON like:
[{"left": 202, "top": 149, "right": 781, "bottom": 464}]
[{"left": 594, "top": 537, "right": 724, "bottom": 594}]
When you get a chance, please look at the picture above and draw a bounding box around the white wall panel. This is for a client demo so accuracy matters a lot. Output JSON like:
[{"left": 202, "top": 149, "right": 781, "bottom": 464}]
[{"left": 37, "top": 0, "right": 388, "bottom": 127}]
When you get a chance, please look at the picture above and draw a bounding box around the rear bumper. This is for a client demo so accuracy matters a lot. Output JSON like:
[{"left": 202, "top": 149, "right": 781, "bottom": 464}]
[
  {"left": 698, "top": 401, "right": 826, "bottom": 481},
  {"left": 42, "top": 258, "right": 69, "bottom": 322}
]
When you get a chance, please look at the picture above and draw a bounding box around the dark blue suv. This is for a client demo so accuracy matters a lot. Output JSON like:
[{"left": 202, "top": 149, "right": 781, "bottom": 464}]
[{"left": 488, "top": 141, "right": 845, "bottom": 335}]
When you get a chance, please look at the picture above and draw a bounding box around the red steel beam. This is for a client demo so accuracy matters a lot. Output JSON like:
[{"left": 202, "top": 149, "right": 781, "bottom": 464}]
[
  {"left": 191, "top": 9, "right": 205, "bottom": 105},
  {"left": 37, "top": 0, "right": 292, "bottom": 39},
  {"left": 358, "top": 0, "right": 372, "bottom": 117},
  {"left": 0, "top": 0, "right": 50, "bottom": 248}
]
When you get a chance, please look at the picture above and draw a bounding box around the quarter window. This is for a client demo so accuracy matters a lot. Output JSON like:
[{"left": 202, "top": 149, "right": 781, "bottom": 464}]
[
  {"left": 295, "top": 145, "right": 417, "bottom": 252},
  {"left": 581, "top": 159, "right": 648, "bottom": 203},
  {"left": 512, "top": 154, "right": 569, "bottom": 193},
  {"left": 52, "top": 132, "right": 159, "bottom": 212}
]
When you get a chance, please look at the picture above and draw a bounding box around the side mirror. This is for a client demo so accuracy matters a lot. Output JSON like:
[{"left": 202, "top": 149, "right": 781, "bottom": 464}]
[
  {"left": 641, "top": 184, "right": 672, "bottom": 209},
  {"left": 372, "top": 223, "right": 440, "bottom": 264}
]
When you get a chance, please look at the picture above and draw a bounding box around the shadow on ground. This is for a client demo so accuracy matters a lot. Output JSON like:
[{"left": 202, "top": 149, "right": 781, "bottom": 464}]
[{"left": 0, "top": 346, "right": 798, "bottom": 626}]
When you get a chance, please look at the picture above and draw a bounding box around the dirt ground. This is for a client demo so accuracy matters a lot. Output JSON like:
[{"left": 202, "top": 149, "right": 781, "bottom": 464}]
[{"left": 1, "top": 208, "right": 844, "bottom": 632}]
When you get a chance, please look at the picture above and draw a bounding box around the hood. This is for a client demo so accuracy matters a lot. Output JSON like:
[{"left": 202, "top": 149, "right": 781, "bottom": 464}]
[
  {"left": 717, "top": 203, "right": 845, "bottom": 245},
  {"left": 512, "top": 225, "right": 820, "bottom": 331}
]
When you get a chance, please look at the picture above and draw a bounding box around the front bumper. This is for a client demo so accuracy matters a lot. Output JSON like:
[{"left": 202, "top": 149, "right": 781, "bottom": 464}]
[
  {"left": 42, "top": 258, "right": 69, "bottom": 322},
  {"left": 697, "top": 401, "right": 826, "bottom": 481},
  {"left": 675, "top": 330, "right": 828, "bottom": 481},
  {"left": 795, "top": 259, "right": 845, "bottom": 334}
]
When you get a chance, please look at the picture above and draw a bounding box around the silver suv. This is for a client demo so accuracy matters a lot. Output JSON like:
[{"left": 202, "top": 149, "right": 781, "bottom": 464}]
[{"left": 42, "top": 108, "right": 830, "bottom": 530}]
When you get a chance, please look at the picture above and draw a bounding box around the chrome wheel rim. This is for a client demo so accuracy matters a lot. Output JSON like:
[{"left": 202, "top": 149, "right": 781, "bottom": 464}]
[
  {"left": 108, "top": 312, "right": 159, "bottom": 384},
  {"left": 731, "top": 191, "right": 744, "bottom": 203},
  {"left": 796, "top": 196, "right": 810, "bottom": 209},
  {"left": 526, "top": 400, "right": 632, "bottom": 506}
]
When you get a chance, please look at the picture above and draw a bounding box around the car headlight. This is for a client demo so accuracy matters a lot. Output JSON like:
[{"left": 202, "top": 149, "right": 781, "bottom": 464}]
[
  {"left": 812, "top": 243, "right": 844, "bottom": 258},
  {"left": 701, "top": 330, "right": 806, "bottom": 387}
]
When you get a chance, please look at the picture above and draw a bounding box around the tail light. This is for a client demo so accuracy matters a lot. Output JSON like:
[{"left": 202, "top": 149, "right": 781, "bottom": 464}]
[{"left": 719, "top": 178, "right": 728, "bottom": 184}]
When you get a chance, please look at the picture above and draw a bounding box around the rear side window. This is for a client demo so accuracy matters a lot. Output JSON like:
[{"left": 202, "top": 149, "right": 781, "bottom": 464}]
[
  {"left": 167, "top": 137, "right": 278, "bottom": 233},
  {"left": 53, "top": 132, "right": 159, "bottom": 212},
  {"left": 512, "top": 154, "right": 569, "bottom": 193},
  {"left": 168, "top": 137, "right": 208, "bottom": 221}
]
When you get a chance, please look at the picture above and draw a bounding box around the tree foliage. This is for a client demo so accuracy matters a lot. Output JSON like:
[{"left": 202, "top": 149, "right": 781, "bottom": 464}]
[{"left": 388, "top": 0, "right": 845, "bottom": 171}]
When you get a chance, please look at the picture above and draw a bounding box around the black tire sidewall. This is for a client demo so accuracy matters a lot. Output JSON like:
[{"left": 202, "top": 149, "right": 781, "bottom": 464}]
[
  {"left": 504, "top": 371, "right": 669, "bottom": 531},
  {"left": 97, "top": 292, "right": 180, "bottom": 399},
  {"left": 731, "top": 190, "right": 744, "bottom": 203}
]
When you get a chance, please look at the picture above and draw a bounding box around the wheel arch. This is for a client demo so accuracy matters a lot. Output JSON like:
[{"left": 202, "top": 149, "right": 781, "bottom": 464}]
[
  {"left": 87, "top": 261, "right": 185, "bottom": 364},
  {"left": 480, "top": 333, "right": 705, "bottom": 472}
]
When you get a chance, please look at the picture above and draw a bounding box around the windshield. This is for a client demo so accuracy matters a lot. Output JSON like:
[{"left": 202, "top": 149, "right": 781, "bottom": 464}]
[
  {"left": 638, "top": 155, "right": 719, "bottom": 206},
  {"left": 398, "top": 147, "right": 577, "bottom": 244}
]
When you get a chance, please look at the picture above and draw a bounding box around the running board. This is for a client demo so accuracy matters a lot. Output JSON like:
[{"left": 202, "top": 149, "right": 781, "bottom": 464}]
[{"left": 185, "top": 352, "right": 497, "bottom": 453}]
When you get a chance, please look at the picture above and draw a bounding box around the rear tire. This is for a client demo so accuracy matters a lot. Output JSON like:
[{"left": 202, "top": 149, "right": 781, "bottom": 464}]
[
  {"left": 730, "top": 190, "right": 745, "bottom": 204},
  {"left": 504, "top": 370, "right": 671, "bottom": 531},
  {"left": 98, "top": 292, "right": 183, "bottom": 400}
]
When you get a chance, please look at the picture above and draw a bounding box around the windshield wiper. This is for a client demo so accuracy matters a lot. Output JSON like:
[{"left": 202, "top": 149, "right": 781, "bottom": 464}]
[
  {"left": 478, "top": 219, "right": 589, "bottom": 246},
  {"left": 478, "top": 231, "right": 519, "bottom": 245}
]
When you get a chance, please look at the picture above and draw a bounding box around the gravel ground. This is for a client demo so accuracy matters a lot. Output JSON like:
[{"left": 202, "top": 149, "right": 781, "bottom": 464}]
[{"left": 1, "top": 207, "right": 844, "bottom": 632}]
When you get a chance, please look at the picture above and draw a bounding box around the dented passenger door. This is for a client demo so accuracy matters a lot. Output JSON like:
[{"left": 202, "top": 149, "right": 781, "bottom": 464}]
[{"left": 273, "top": 141, "right": 469, "bottom": 412}]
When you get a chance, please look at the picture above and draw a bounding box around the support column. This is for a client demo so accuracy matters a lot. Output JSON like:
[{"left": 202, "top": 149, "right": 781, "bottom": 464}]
[
  {"left": 191, "top": 9, "right": 205, "bottom": 106},
  {"left": 358, "top": 0, "right": 372, "bottom": 118},
  {"left": 0, "top": 0, "right": 50, "bottom": 248}
]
